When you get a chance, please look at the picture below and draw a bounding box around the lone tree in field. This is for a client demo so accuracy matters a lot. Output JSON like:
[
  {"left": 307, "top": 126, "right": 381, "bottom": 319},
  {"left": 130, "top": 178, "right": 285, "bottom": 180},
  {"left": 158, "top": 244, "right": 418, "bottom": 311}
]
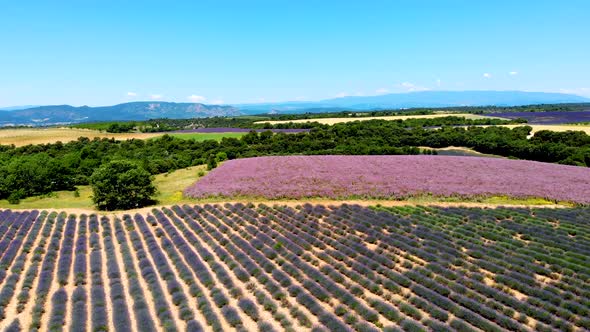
[{"left": 90, "top": 160, "right": 156, "bottom": 210}]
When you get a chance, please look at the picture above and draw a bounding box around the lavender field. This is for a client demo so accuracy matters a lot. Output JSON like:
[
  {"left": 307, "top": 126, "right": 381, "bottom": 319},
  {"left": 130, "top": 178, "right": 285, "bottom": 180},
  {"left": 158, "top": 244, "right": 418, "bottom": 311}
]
[
  {"left": 184, "top": 155, "right": 590, "bottom": 203},
  {"left": 0, "top": 205, "right": 588, "bottom": 331},
  {"left": 486, "top": 111, "right": 590, "bottom": 124}
]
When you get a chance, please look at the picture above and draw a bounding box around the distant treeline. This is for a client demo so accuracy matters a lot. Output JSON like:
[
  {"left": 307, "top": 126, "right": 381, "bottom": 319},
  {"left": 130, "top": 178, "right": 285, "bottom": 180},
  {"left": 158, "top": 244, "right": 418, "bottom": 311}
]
[
  {"left": 71, "top": 114, "right": 525, "bottom": 133},
  {"left": 67, "top": 102, "right": 588, "bottom": 133},
  {"left": 2, "top": 119, "right": 590, "bottom": 201}
]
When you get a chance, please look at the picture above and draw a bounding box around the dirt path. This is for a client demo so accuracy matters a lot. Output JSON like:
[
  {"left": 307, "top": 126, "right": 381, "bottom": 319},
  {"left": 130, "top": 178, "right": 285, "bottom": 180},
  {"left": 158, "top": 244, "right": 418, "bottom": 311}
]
[{"left": 4, "top": 199, "right": 570, "bottom": 218}]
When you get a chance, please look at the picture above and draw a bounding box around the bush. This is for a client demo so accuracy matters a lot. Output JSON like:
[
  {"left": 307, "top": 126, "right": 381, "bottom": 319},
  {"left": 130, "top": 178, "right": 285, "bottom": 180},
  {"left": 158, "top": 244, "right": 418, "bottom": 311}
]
[{"left": 90, "top": 160, "right": 156, "bottom": 210}]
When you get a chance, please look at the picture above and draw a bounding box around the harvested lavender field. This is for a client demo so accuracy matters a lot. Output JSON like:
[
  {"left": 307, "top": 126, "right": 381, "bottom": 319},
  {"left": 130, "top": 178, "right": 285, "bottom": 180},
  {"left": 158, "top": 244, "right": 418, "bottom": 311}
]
[{"left": 185, "top": 155, "right": 590, "bottom": 203}]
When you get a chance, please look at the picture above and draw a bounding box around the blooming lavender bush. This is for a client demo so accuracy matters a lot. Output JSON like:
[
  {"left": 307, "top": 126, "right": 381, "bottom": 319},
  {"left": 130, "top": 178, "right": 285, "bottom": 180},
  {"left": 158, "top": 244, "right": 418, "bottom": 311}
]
[{"left": 184, "top": 155, "right": 590, "bottom": 203}]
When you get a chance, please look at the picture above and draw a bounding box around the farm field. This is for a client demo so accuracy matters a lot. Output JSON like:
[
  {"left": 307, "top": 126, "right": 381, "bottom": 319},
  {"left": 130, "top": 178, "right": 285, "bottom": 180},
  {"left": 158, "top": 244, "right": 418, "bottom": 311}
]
[
  {"left": 487, "top": 110, "right": 590, "bottom": 124},
  {"left": 0, "top": 204, "right": 588, "bottom": 331},
  {"left": 0, "top": 128, "right": 252, "bottom": 147},
  {"left": 501, "top": 124, "right": 590, "bottom": 135},
  {"left": 254, "top": 113, "right": 507, "bottom": 125},
  {"left": 0, "top": 128, "right": 162, "bottom": 146},
  {"left": 184, "top": 155, "right": 590, "bottom": 204},
  {"left": 418, "top": 146, "right": 502, "bottom": 158},
  {"left": 167, "top": 132, "right": 247, "bottom": 142}
]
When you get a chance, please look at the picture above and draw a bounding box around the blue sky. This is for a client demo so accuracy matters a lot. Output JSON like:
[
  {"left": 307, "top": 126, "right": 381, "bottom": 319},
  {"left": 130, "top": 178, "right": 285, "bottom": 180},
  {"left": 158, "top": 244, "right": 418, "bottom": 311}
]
[{"left": 1, "top": 0, "right": 589, "bottom": 107}]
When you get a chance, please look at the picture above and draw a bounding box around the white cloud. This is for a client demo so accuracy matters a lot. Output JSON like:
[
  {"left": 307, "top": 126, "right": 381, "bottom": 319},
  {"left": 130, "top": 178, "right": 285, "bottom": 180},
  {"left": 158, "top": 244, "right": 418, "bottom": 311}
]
[
  {"left": 126, "top": 92, "right": 138, "bottom": 97},
  {"left": 397, "top": 82, "right": 430, "bottom": 92},
  {"left": 375, "top": 88, "right": 389, "bottom": 94},
  {"left": 150, "top": 94, "right": 163, "bottom": 100},
  {"left": 483, "top": 73, "right": 492, "bottom": 78},
  {"left": 509, "top": 71, "right": 518, "bottom": 76},
  {"left": 209, "top": 99, "right": 225, "bottom": 104},
  {"left": 188, "top": 94, "right": 206, "bottom": 103}
]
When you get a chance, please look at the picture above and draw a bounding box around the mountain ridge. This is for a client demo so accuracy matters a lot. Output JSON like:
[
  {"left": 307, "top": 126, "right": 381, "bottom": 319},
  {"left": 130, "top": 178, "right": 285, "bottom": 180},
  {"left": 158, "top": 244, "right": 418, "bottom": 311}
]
[{"left": 1, "top": 91, "right": 588, "bottom": 126}]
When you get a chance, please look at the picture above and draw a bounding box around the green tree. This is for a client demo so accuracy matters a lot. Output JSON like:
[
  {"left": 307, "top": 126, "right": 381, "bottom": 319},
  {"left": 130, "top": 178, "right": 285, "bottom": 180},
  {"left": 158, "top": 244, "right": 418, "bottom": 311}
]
[
  {"left": 207, "top": 155, "right": 218, "bottom": 170},
  {"left": 89, "top": 160, "right": 156, "bottom": 211}
]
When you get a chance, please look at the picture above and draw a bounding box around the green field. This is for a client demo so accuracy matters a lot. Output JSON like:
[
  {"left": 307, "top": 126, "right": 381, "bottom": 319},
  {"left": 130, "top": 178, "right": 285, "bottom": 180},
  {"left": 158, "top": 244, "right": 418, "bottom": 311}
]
[{"left": 166, "top": 132, "right": 247, "bottom": 141}]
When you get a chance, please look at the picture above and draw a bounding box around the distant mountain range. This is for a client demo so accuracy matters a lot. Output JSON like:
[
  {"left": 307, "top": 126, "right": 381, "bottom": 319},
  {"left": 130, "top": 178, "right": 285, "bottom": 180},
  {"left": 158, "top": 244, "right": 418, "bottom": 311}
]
[
  {"left": 238, "top": 91, "right": 590, "bottom": 113},
  {"left": 0, "top": 102, "right": 240, "bottom": 126},
  {"left": 1, "top": 91, "right": 588, "bottom": 126}
]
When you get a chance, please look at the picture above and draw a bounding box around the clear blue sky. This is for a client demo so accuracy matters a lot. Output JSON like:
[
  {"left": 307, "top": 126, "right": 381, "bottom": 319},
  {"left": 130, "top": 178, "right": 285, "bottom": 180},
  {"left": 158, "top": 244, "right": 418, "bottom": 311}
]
[{"left": 1, "top": 0, "right": 589, "bottom": 107}]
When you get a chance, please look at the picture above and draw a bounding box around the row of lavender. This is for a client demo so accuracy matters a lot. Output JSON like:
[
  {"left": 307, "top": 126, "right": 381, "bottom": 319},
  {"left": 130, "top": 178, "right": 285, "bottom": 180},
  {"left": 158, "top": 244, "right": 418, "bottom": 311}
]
[
  {"left": 184, "top": 155, "right": 590, "bottom": 204},
  {"left": 0, "top": 205, "right": 588, "bottom": 331}
]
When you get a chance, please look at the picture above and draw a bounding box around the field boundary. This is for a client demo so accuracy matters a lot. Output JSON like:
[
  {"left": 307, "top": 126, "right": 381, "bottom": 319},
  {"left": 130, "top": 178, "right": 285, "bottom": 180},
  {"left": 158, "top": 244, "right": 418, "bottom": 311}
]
[{"left": 0, "top": 199, "right": 572, "bottom": 217}]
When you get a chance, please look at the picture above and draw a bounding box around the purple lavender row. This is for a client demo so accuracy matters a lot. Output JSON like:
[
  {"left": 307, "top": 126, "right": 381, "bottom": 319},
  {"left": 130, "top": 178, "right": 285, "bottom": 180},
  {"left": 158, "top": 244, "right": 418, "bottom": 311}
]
[
  {"left": 122, "top": 214, "right": 177, "bottom": 332},
  {"left": 338, "top": 205, "right": 574, "bottom": 330},
  {"left": 171, "top": 127, "right": 310, "bottom": 133},
  {"left": 69, "top": 214, "right": 88, "bottom": 332},
  {"left": 56, "top": 215, "right": 77, "bottom": 286},
  {"left": 202, "top": 205, "right": 371, "bottom": 330},
  {"left": 73, "top": 215, "right": 88, "bottom": 286},
  {"left": 150, "top": 209, "right": 223, "bottom": 331},
  {"left": 173, "top": 205, "right": 306, "bottom": 329},
  {"left": 30, "top": 212, "right": 67, "bottom": 331},
  {"left": 48, "top": 288, "right": 68, "bottom": 331},
  {"left": 16, "top": 212, "right": 56, "bottom": 314},
  {"left": 0, "top": 211, "right": 27, "bottom": 259},
  {"left": 89, "top": 214, "right": 108, "bottom": 332},
  {"left": 0, "top": 211, "right": 46, "bottom": 320},
  {"left": 132, "top": 213, "right": 195, "bottom": 322},
  {"left": 113, "top": 218, "right": 157, "bottom": 332},
  {"left": 0, "top": 211, "right": 38, "bottom": 284},
  {"left": 0, "top": 210, "right": 18, "bottom": 247},
  {"left": 184, "top": 155, "right": 590, "bottom": 203},
  {"left": 146, "top": 215, "right": 205, "bottom": 332},
  {"left": 100, "top": 216, "right": 133, "bottom": 332}
]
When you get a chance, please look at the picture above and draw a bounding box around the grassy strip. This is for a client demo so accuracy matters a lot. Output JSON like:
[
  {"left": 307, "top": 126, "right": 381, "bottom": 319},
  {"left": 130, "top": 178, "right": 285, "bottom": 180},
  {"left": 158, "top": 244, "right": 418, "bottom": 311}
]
[{"left": 0, "top": 165, "right": 207, "bottom": 210}]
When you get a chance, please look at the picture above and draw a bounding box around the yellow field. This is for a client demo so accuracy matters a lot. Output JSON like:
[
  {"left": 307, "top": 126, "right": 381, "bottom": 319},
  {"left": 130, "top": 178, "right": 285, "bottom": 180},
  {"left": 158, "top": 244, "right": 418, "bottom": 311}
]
[
  {"left": 501, "top": 124, "right": 590, "bottom": 135},
  {"left": 255, "top": 113, "right": 507, "bottom": 125},
  {"left": 0, "top": 128, "right": 248, "bottom": 146},
  {"left": 0, "top": 128, "right": 162, "bottom": 146}
]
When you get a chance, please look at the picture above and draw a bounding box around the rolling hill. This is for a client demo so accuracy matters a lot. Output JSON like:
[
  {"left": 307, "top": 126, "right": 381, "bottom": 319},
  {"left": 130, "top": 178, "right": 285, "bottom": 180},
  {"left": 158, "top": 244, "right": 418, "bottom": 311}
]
[{"left": 0, "top": 102, "right": 241, "bottom": 126}]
